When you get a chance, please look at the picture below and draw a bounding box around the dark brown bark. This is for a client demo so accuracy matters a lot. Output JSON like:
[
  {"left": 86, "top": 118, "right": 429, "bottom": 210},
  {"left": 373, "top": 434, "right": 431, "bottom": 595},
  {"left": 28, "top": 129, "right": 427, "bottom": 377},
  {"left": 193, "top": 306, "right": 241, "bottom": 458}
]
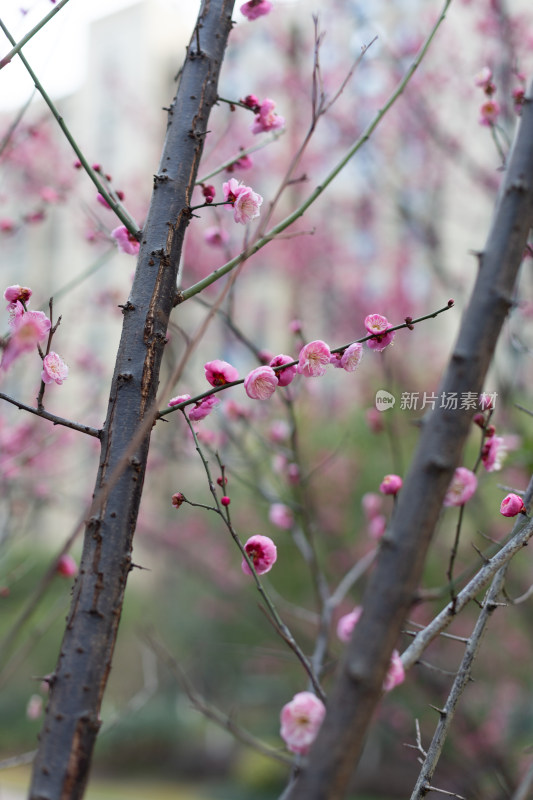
[
  {"left": 29, "top": 2, "right": 235, "bottom": 798},
  {"left": 287, "top": 85, "right": 533, "bottom": 800}
]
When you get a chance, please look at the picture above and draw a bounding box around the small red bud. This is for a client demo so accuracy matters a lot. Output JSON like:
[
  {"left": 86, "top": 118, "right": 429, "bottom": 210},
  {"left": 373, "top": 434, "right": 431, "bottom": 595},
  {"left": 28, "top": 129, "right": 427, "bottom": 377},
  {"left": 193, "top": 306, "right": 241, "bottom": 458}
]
[
  {"left": 105, "top": 174, "right": 113, "bottom": 182},
  {"left": 92, "top": 163, "right": 102, "bottom": 172},
  {"left": 217, "top": 476, "right": 227, "bottom": 486},
  {"left": 221, "top": 496, "right": 231, "bottom": 506},
  {"left": 116, "top": 190, "right": 125, "bottom": 201},
  {"left": 447, "top": 299, "right": 454, "bottom": 307},
  {"left": 472, "top": 413, "right": 485, "bottom": 428},
  {"left": 486, "top": 425, "right": 496, "bottom": 438},
  {"left": 73, "top": 159, "right": 82, "bottom": 169},
  {"left": 171, "top": 492, "right": 185, "bottom": 508}
]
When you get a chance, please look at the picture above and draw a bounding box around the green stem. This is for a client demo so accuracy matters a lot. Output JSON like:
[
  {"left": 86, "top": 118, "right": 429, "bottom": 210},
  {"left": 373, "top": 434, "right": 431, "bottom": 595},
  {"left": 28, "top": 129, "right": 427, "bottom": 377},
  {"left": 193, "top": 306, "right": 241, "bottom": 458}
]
[
  {"left": 0, "top": 19, "right": 140, "bottom": 238},
  {"left": 179, "top": 0, "right": 452, "bottom": 303},
  {"left": 195, "top": 130, "right": 285, "bottom": 185},
  {"left": 0, "top": 0, "right": 71, "bottom": 68}
]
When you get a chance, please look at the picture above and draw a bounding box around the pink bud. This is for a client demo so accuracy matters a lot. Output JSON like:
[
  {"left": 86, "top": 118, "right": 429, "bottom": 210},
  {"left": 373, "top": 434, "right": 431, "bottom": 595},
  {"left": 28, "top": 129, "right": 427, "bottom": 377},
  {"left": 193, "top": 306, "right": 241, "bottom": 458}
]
[
  {"left": 56, "top": 554, "right": 78, "bottom": 578},
  {"left": 221, "top": 496, "right": 231, "bottom": 506},
  {"left": 379, "top": 474, "right": 403, "bottom": 496},
  {"left": 500, "top": 493, "right": 526, "bottom": 517},
  {"left": 171, "top": 492, "right": 185, "bottom": 508}
]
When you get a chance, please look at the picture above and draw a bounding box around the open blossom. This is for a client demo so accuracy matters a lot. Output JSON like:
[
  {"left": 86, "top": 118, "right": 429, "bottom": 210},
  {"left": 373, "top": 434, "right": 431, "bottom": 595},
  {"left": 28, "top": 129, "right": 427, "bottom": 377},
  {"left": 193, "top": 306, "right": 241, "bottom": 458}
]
[
  {"left": 481, "top": 435, "right": 507, "bottom": 472},
  {"left": 364, "top": 314, "right": 395, "bottom": 352},
  {"left": 244, "top": 365, "right": 278, "bottom": 400},
  {"left": 1, "top": 310, "right": 51, "bottom": 370},
  {"left": 500, "top": 493, "right": 526, "bottom": 517},
  {"left": 280, "top": 692, "right": 326, "bottom": 755},
  {"left": 479, "top": 99, "right": 500, "bottom": 126},
  {"left": 250, "top": 98, "right": 285, "bottom": 134},
  {"left": 204, "top": 227, "right": 230, "bottom": 247},
  {"left": 41, "top": 352, "right": 69, "bottom": 385},
  {"left": 269, "top": 503, "right": 294, "bottom": 530},
  {"left": 240, "top": 0, "right": 272, "bottom": 20},
  {"left": 336, "top": 607, "right": 363, "bottom": 643},
  {"left": 204, "top": 359, "right": 239, "bottom": 387},
  {"left": 340, "top": 342, "right": 363, "bottom": 372},
  {"left": 383, "top": 650, "right": 405, "bottom": 692},
  {"left": 270, "top": 354, "right": 297, "bottom": 387},
  {"left": 111, "top": 225, "right": 140, "bottom": 256},
  {"left": 297, "top": 340, "right": 331, "bottom": 377},
  {"left": 4, "top": 284, "right": 32, "bottom": 309},
  {"left": 380, "top": 474, "right": 403, "bottom": 496},
  {"left": 443, "top": 467, "right": 477, "bottom": 507},
  {"left": 189, "top": 395, "right": 220, "bottom": 421},
  {"left": 474, "top": 66, "right": 493, "bottom": 89},
  {"left": 241, "top": 534, "right": 277, "bottom": 575},
  {"left": 222, "top": 178, "right": 263, "bottom": 224}
]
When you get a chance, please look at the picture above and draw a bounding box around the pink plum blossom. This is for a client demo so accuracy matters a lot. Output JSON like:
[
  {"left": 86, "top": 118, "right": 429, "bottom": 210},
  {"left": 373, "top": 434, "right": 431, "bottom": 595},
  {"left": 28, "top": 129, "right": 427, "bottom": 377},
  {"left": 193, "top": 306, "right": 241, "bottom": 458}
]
[
  {"left": 364, "top": 314, "right": 395, "bottom": 352},
  {"left": 280, "top": 692, "right": 326, "bottom": 755},
  {"left": 232, "top": 154, "right": 254, "bottom": 170},
  {"left": 379, "top": 474, "right": 403, "bottom": 496},
  {"left": 297, "top": 340, "right": 331, "bottom": 377},
  {"left": 26, "top": 694, "right": 43, "bottom": 721},
  {"left": 41, "top": 351, "right": 69, "bottom": 385},
  {"left": 240, "top": 0, "right": 272, "bottom": 20},
  {"left": 336, "top": 606, "right": 363, "bottom": 642},
  {"left": 111, "top": 225, "right": 140, "bottom": 255},
  {"left": 383, "top": 650, "right": 405, "bottom": 692},
  {"left": 241, "top": 534, "right": 277, "bottom": 575},
  {"left": 56, "top": 554, "right": 78, "bottom": 577},
  {"left": 244, "top": 365, "right": 278, "bottom": 400},
  {"left": 481, "top": 435, "right": 506, "bottom": 472},
  {"left": 443, "top": 467, "right": 478, "bottom": 507},
  {"left": 222, "top": 178, "right": 263, "bottom": 224},
  {"left": 96, "top": 192, "right": 111, "bottom": 209},
  {"left": 368, "top": 514, "right": 387, "bottom": 540},
  {"left": 204, "top": 227, "right": 230, "bottom": 247},
  {"left": 340, "top": 342, "right": 363, "bottom": 372},
  {"left": 1, "top": 310, "right": 51, "bottom": 370},
  {"left": 479, "top": 99, "right": 501, "bottom": 126},
  {"left": 4, "top": 284, "right": 32, "bottom": 309},
  {"left": 204, "top": 359, "right": 239, "bottom": 387},
  {"left": 269, "top": 503, "right": 294, "bottom": 530},
  {"left": 168, "top": 394, "right": 191, "bottom": 407},
  {"left": 270, "top": 354, "right": 297, "bottom": 387},
  {"left": 189, "top": 395, "right": 220, "bottom": 421},
  {"left": 500, "top": 493, "right": 526, "bottom": 517},
  {"left": 171, "top": 492, "right": 185, "bottom": 508},
  {"left": 474, "top": 66, "right": 493, "bottom": 89},
  {"left": 250, "top": 98, "right": 285, "bottom": 135}
]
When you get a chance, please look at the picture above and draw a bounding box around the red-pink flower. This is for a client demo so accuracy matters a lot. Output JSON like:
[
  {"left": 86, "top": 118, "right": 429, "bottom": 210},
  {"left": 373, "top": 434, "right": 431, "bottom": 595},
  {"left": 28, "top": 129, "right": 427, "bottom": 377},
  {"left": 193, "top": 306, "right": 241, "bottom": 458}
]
[
  {"left": 379, "top": 474, "right": 403, "bottom": 496},
  {"left": 383, "top": 650, "right": 405, "bottom": 692},
  {"left": 250, "top": 98, "right": 285, "bottom": 135},
  {"left": 168, "top": 394, "right": 191, "bottom": 407},
  {"left": 481, "top": 435, "right": 507, "bottom": 472},
  {"left": 443, "top": 467, "right": 477, "bottom": 507},
  {"left": 364, "top": 314, "right": 395, "bottom": 352},
  {"left": 111, "top": 225, "right": 140, "bottom": 255},
  {"left": 56, "top": 554, "right": 78, "bottom": 578},
  {"left": 41, "top": 351, "right": 69, "bottom": 385},
  {"left": 479, "top": 99, "right": 501, "bottom": 126},
  {"left": 244, "top": 365, "right": 278, "bottom": 400},
  {"left": 4, "top": 284, "right": 32, "bottom": 309},
  {"left": 222, "top": 178, "right": 263, "bottom": 224},
  {"left": 204, "top": 359, "right": 239, "bottom": 387},
  {"left": 297, "top": 340, "right": 331, "bottom": 377},
  {"left": 96, "top": 192, "right": 111, "bottom": 209},
  {"left": 336, "top": 606, "right": 363, "bottom": 642},
  {"left": 240, "top": 0, "right": 272, "bottom": 20},
  {"left": 474, "top": 66, "right": 493, "bottom": 89},
  {"left": 189, "top": 395, "right": 220, "bottom": 421},
  {"left": 171, "top": 492, "right": 185, "bottom": 508},
  {"left": 204, "top": 227, "right": 230, "bottom": 247},
  {"left": 280, "top": 692, "right": 326, "bottom": 755},
  {"left": 1, "top": 310, "right": 51, "bottom": 370},
  {"left": 270, "top": 354, "right": 297, "bottom": 387},
  {"left": 500, "top": 493, "right": 526, "bottom": 517},
  {"left": 269, "top": 503, "right": 294, "bottom": 530},
  {"left": 340, "top": 342, "right": 363, "bottom": 372},
  {"left": 241, "top": 534, "right": 277, "bottom": 575}
]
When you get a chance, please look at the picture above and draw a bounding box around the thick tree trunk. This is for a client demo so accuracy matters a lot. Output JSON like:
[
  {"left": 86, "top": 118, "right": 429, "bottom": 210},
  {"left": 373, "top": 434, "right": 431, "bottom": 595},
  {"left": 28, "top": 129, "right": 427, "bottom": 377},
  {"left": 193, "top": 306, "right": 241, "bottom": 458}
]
[
  {"left": 29, "top": 3, "right": 235, "bottom": 798},
  {"left": 287, "top": 84, "right": 533, "bottom": 800}
]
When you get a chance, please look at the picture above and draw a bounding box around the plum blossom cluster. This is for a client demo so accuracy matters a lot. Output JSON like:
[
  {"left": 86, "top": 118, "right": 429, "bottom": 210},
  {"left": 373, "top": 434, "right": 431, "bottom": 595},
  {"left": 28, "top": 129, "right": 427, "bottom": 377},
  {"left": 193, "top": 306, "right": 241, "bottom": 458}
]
[
  {"left": 475, "top": 66, "right": 500, "bottom": 127},
  {"left": 244, "top": 97, "right": 285, "bottom": 135}
]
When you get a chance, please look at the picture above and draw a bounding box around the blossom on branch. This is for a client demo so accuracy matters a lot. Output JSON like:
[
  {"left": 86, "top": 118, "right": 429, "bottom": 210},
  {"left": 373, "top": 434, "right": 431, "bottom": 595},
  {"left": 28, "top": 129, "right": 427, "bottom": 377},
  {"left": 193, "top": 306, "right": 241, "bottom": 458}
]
[
  {"left": 379, "top": 474, "right": 403, "bottom": 496},
  {"left": 479, "top": 99, "right": 500, "bottom": 126},
  {"left": 1, "top": 310, "right": 51, "bottom": 370},
  {"left": 481, "top": 434, "right": 507, "bottom": 472},
  {"left": 364, "top": 313, "right": 395, "bottom": 352},
  {"left": 500, "top": 493, "right": 526, "bottom": 517},
  {"left": 297, "top": 340, "right": 331, "bottom": 377},
  {"left": 111, "top": 226, "right": 140, "bottom": 255},
  {"left": 244, "top": 365, "right": 278, "bottom": 399},
  {"left": 4, "top": 285, "right": 32, "bottom": 309},
  {"left": 383, "top": 650, "right": 405, "bottom": 692},
  {"left": 270, "top": 354, "right": 297, "bottom": 387},
  {"left": 240, "top": 0, "right": 272, "bottom": 20},
  {"left": 41, "top": 351, "right": 69, "bottom": 385},
  {"left": 336, "top": 607, "right": 363, "bottom": 642},
  {"left": 280, "top": 691, "right": 326, "bottom": 755},
  {"left": 241, "top": 534, "right": 277, "bottom": 575},
  {"left": 250, "top": 98, "right": 285, "bottom": 134},
  {"left": 443, "top": 467, "right": 477, "bottom": 507},
  {"left": 189, "top": 395, "right": 220, "bottom": 421},
  {"left": 222, "top": 178, "right": 263, "bottom": 224},
  {"left": 340, "top": 342, "right": 363, "bottom": 372},
  {"left": 204, "top": 359, "right": 239, "bottom": 387},
  {"left": 168, "top": 394, "right": 192, "bottom": 407}
]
